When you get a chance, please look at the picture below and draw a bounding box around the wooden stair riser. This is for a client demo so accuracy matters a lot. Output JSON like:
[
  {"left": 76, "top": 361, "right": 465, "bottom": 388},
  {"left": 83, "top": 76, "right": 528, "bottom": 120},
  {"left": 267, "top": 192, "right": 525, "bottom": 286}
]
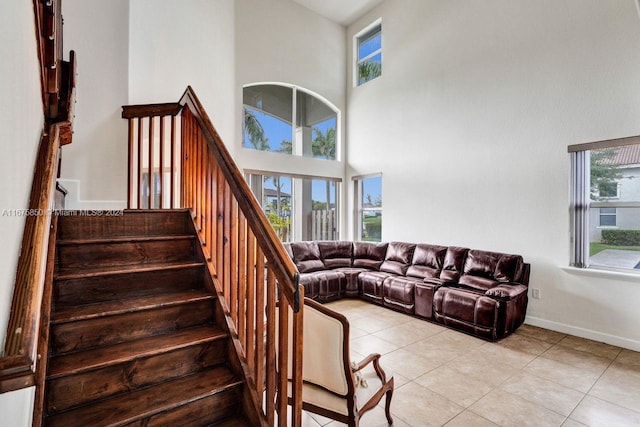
[
  {"left": 57, "top": 211, "right": 192, "bottom": 240},
  {"left": 53, "top": 265, "right": 205, "bottom": 306},
  {"left": 120, "top": 387, "right": 243, "bottom": 427},
  {"left": 50, "top": 300, "right": 215, "bottom": 354},
  {"left": 47, "top": 339, "right": 227, "bottom": 413},
  {"left": 45, "top": 367, "right": 241, "bottom": 427},
  {"left": 56, "top": 238, "right": 198, "bottom": 272}
]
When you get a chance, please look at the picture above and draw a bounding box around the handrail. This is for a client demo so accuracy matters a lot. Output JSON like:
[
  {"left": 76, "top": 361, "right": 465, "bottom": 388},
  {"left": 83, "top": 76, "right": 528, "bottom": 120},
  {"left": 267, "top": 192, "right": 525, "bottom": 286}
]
[
  {"left": 0, "top": 125, "right": 62, "bottom": 393},
  {"left": 122, "top": 86, "right": 304, "bottom": 426},
  {"left": 178, "top": 87, "right": 301, "bottom": 311}
]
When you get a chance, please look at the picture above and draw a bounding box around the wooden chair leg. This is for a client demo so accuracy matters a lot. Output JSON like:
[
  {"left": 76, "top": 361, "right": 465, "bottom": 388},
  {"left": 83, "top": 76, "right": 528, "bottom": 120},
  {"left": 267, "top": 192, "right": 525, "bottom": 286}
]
[{"left": 385, "top": 382, "right": 394, "bottom": 425}]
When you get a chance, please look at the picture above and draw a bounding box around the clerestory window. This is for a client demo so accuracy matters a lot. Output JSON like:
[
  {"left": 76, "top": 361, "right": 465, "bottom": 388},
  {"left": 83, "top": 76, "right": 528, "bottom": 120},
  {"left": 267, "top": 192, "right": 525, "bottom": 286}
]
[
  {"left": 355, "top": 20, "right": 382, "bottom": 86},
  {"left": 243, "top": 84, "right": 338, "bottom": 161}
]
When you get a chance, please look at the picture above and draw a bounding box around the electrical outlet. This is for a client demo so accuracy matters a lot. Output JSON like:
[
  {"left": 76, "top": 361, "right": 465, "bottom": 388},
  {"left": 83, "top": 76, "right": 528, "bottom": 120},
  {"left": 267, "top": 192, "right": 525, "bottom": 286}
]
[{"left": 532, "top": 288, "right": 541, "bottom": 299}]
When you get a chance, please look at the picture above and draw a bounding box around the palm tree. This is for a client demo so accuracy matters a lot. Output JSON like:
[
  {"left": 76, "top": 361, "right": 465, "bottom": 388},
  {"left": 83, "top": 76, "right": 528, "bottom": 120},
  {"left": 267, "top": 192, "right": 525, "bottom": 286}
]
[
  {"left": 311, "top": 127, "right": 336, "bottom": 160},
  {"left": 243, "top": 107, "right": 269, "bottom": 150},
  {"left": 358, "top": 61, "right": 382, "bottom": 85},
  {"left": 276, "top": 139, "right": 292, "bottom": 154}
]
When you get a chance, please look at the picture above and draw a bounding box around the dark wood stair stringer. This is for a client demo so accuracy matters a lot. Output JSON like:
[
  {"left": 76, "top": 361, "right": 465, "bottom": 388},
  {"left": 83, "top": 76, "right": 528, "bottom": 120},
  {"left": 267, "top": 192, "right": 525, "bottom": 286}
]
[{"left": 38, "top": 210, "right": 253, "bottom": 426}]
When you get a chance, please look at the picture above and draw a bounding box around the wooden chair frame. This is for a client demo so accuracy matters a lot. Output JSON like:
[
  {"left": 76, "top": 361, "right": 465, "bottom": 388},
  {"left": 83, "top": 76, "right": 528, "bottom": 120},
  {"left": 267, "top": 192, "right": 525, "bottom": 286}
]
[{"left": 286, "top": 298, "right": 394, "bottom": 426}]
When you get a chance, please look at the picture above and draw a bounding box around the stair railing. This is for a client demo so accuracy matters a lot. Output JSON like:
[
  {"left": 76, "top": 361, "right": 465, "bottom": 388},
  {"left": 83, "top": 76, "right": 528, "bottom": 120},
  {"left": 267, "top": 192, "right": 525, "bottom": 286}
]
[
  {"left": 122, "top": 86, "right": 304, "bottom": 427},
  {"left": 0, "top": 0, "right": 75, "bottom": 394}
]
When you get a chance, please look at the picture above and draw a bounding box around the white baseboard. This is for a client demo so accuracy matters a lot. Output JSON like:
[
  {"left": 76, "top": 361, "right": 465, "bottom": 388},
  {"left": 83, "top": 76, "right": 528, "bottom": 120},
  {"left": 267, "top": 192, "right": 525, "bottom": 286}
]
[
  {"left": 525, "top": 316, "right": 640, "bottom": 352},
  {"left": 57, "top": 179, "right": 126, "bottom": 210}
]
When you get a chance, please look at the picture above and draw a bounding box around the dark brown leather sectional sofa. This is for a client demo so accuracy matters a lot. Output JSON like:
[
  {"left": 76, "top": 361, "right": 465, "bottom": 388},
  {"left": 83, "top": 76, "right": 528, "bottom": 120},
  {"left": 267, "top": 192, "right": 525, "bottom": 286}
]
[{"left": 283, "top": 241, "right": 530, "bottom": 340}]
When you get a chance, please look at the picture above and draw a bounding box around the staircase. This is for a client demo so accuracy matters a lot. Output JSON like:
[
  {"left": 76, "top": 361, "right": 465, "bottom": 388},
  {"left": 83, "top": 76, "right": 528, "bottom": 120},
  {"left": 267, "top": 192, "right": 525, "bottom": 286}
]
[{"left": 42, "top": 210, "right": 250, "bottom": 427}]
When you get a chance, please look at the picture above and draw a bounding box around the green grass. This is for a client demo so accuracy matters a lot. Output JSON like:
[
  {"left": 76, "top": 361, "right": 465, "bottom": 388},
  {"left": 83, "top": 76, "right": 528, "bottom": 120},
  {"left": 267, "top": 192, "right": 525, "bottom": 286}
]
[{"left": 590, "top": 242, "right": 640, "bottom": 256}]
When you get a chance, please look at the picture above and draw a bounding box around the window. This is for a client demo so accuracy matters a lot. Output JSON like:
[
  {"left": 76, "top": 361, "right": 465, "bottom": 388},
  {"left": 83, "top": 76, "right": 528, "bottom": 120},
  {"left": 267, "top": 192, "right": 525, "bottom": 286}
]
[
  {"left": 355, "top": 21, "right": 382, "bottom": 86},
  {"left": 246, "top": 172, "right": 340, "bottom": 242},
  {"left": 354, "top": 175, "right": 382, "bottom": 242},
  {"left": 243, "top": 84, "right": 338, "bottom": 160},
  {"left": 599, "top": 207, "right": 617, "bottom": 227},
  {"left": 569, "top": 140, "right": 640, "bottom": 270}
]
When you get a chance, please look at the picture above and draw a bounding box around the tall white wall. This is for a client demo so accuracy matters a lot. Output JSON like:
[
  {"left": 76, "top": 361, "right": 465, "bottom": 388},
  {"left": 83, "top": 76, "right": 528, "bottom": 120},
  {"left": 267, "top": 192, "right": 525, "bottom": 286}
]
[
  {"left": 235, "top": 0, "right": 347, "bottom": 235},
  {"left": 0, "top": 0, "right": 44, "bottom": 423},
  {"left": 129, "top": 0, "right": 236, "bottom": 151},
  {"left": 59, "top": 0, "right": 130, "bottom": 209},
  {"left": 347, "top": 0, "right": 640, "bottom": 349}
]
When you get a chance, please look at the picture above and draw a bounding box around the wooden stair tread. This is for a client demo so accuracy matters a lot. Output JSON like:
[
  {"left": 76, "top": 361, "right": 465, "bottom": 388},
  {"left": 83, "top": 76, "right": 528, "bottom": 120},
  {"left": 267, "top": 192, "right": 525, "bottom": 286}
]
[
  {"left": 52, "top": 290, "right": 214, "bottom": 324},
  {"left": 213, "top": 416, "right": 252, "bottom": 426},
  {"left": 45, "top": 366, "right": 242, "bottom": 427},
  {"left": 47, "top": 325, "right": 227, "bottom": 379},
  {"left": 54, "top": 260, "right": 205, "bottom": 280},
  {"left": 56, "top": 234, "right": 196, "bottom": 246}
]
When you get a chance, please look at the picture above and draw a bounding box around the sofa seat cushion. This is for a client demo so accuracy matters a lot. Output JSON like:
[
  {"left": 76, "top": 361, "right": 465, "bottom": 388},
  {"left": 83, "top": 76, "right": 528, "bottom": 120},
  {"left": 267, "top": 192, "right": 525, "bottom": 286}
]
[
  {"left": 457, "top": 275, "right": 499, "bottom": 292},
  {"left": 379, "top": 242, "right": 416, "bottom": 275},
  {"left": 406, "top": 244, "right": 447, "bottom": 279},
  {"left": 353, "top": 242, "right": 388, "bottom": 270},
  {"left": 358, "top": 271, "right": 391, "bottom": 303},
  {"left": 433, "top": 287, "right": 500, "bottom": 339},
  {"left": 318, "top": 241, "right": 353, "bottom": 269},
  {"left": 290, "top": 241, "right": 325, "bottom": 273},
  {"left": 383, "top": 276, "right": 419, "bottom": 313},
  {"left": 298, "top": 273, "right": 322, "bottom": 300}
]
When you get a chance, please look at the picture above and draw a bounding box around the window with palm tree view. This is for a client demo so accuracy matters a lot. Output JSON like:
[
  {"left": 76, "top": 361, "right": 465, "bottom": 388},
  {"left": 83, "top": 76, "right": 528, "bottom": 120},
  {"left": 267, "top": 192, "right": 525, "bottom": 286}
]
[
  {"left": 245, "top": 172, "right": 339, "bottom": 242},
  {"left": 243, "top": 83, "right": 341, "bottom": 242},
  {"left": 243, "top": 84, "right": 337, "bottom": 160},
  {"left": 356, "top": 21, "right": 382, "bottom": 86}
]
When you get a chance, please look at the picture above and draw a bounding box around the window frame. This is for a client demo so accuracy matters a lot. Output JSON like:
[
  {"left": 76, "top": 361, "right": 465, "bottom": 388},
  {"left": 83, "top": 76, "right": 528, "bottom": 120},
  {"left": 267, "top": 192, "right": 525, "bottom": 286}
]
[
  {"left": 598, "top": 207, "right": 617, "bottom": 228},
  {"left": 569, "top": 135, "right": 640, "bottom": 270},
  {"left": 354, "top": 19, "right": 382, "bottom": 87},
  {"left": 353, "top": 173, "right": 382, "bottom": 242},
  {"left": 245, "top": 170, "right": 341, "bottom": 242}
]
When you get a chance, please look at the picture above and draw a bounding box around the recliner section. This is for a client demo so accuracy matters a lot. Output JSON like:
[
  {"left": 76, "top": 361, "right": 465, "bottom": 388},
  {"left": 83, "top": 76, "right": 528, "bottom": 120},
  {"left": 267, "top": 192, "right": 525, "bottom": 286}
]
[{"left": 284, "top": 240, "right": 530, "bottom": 340}]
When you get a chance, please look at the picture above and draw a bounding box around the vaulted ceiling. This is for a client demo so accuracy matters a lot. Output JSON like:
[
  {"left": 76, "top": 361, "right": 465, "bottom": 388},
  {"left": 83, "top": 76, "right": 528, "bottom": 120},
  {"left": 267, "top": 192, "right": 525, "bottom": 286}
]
[{"left": 292, "top": 0, "right": 384, "bottom": 26}]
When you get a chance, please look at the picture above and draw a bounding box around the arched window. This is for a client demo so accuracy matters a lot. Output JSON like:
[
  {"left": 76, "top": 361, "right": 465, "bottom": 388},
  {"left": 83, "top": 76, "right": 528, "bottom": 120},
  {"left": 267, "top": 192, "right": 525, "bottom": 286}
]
[{"left": 243, "top": 84, "right": 338, "bottom": 161}]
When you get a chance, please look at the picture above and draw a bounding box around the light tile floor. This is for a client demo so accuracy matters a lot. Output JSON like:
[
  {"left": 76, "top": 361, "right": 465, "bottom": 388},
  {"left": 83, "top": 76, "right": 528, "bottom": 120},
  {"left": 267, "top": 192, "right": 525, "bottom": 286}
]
[{"left": 299, "top": 299, "right": 640, "bottom": 427}]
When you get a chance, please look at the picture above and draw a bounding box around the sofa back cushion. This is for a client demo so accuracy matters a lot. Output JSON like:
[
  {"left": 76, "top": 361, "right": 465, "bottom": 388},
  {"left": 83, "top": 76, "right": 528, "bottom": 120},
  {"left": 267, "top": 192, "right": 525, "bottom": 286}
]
[
  {"left": 458, "top": 250, "right": 524, "bottom": 291},
  {"left": 289, "top": 241, "right": 324, "bottom": 273},
  {"left": 353, "top": 242, "right": 388, "bottom": 270},
  {"left": 440, "top": 246, "right": 469, "bottom": 282},
  {"left": 406, "top": 244, "right": 447, "bottom": 279},
  {"left": 380, "top": 241, "right": 416, "bottom": 275},
  {"left": 317, "top": 241, "right": 353, "bottom": 269}
]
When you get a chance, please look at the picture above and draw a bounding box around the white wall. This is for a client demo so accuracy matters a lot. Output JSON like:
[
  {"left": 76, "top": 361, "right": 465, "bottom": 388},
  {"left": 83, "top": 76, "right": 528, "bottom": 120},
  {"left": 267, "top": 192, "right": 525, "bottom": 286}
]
[
  {"left": 347, "top": 0, "right": 640, "bottom": 350},
  {"left": 60, "top": 0, "right": 130, "bottom": 209},
  {"left": 0, "top": 0, "right": 43, "bottom": 423},
  {"left": 129, "top": 0, "right": 236, "bottom": 151},
  {"left": 235, "top": 0, "right": 347, "bottom": 235}
]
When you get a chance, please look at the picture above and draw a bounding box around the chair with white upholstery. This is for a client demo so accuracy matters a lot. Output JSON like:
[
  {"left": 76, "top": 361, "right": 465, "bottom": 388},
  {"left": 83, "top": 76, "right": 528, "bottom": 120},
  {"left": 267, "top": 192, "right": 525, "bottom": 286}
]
[{"left": 281, "top": 298, "right": 394, "bottom": 426}]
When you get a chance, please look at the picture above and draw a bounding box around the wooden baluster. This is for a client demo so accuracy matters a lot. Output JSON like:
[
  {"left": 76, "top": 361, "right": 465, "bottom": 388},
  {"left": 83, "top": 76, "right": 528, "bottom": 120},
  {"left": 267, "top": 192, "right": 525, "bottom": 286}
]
[
  {"left": 170, "top": 115, "right": 176, "bottom": 208},
  {"left": 159, "top": 115, "right": 165, "bottom": 209},
  {"left": 148, "top": 116, "right": 154, "bottom": 209},
  {"left": 255, "top": 250, "right": 265, "bottom": 394},
  {"left": 238, "top": 212, "right": 247, "bottom": 353},
  {"left": 127, "top": 118, "right": 133, "bottom": 209},
  {"left": 137, "top": 117, "right": 143, "bottom": 209},
  {"left": 246, "top": 229, "right": 256, "bottom": 377},
  {"left": 223, "top": 182, "right": 232, "bottom": 301},
  {"left": 265, "top": 265, "right": 276, "bottom": 427},
  {"left": 277, "top": 278, "right": 289, "bottom": 427},
  {"left": 229, "top": 199, "right": 239, "bottom": 326},
  {"left": 291, "top": 295, "right": 304, "bottom": 427},
  {"left": 216, "top": 168, "right": 225, "bottom": 295}
]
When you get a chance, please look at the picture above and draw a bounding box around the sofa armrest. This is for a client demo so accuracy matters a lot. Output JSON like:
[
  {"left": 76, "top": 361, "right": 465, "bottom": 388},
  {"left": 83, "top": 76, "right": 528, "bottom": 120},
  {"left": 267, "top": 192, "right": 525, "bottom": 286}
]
[{"left": 485, "top": 284, "right": 527, "bottom": 300}]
